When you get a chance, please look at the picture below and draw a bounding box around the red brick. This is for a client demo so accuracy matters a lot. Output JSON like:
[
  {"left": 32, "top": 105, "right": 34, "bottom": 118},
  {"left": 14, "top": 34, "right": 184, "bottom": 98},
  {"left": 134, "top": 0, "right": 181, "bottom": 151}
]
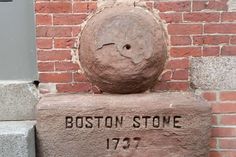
[
  {"left": 55, "top": 62, "right": 80, "bottom": 71},
  {"left": 154, "top": 81, "right": 189, "bottom": 91},
  {"left": 212, "top": 115, "right": 218, "bottom": 125},
  {"left": 221, "top": 115, "right": 236, "bottom": 125},
  {"left": 159, "top": 13, "right": 182, "bottom": 23},
  {"left": 193, "top": 35, "right": 229, "bottom": 45},
  {"left": 170, "top": 47, "right": 202, "bottom": 57},
  {"left": 220, "top": 139, "right": 236, "bottom": 149},
  {"left": 56, "top": 83, "right": 91, "bottom": 93},
  {"left": 72, "top": 27, "right": 81, "bottom": 37},
  {"left": 168, "top": 24, "right": 202, "bottom": 35},
  {"left": 167, "top": 82, "right": 189, "bottom": 91},
  {"left": 205, "top": 24, "right": 236, "bottom": 34},
  {"left": 54, "top": 38, "right": 75, "bottom": 48},
  {"left": 172, "top": 70, "right": 188, "bottom": 80},
  {"left": 221, "top": 46, "right": 236, "bottom": 56},
  {"left": 38, "top": 62, "right": 54, "bottom": 72},
  {"left": 166, "top": 58, "right": 189, "bottom": 69},
  {"left": 37, "top": 50, "right": 72, "bottom": 61},
  {"left": 154, "top": 1, "right": 191, "bottom": 12},
  {"left": 74, "top": 73, "right": 88, "bottom": 82},
  {"left": 39, "top": 73, "right": 72, "bottom": 83},
  {"left": 202, "top": 92, "right": 217, "bottom": 101},
  {"left": 36, "top": 14, "right": 52, "bottom": 25},
  {"left": 170, "top": 36, "right": 191, "bottom": 46},
  {"left": 193, "top": 0, "right": 228, "bottom": 11},
  {"left": 231, "top": 36, "right": 236, "bottom": 44},
  {"left": 212, "top": 103, "right": 236, "bottom": 113},
  {"left": 36, "top": 39, "right": 52, "bottom": 49},
  {"left": 209, "top": 151, "right": 221, "bottom": 157},
  {"left": 53, "top": 14, "right": 87, "bottom": 25},
  {"left": 160, "top": 71, "right": 172, "bottom": 81},
  {"left": 222, "top": 12, "right": 236, "bottom": 22},
  {"left": 210, "top": 151, "right": 236, "bottom": 157},
  {"left": 212, "top": 127, "right": 236, "bottom": 137},
  {"left": 203, "top": 47, "right": 220, "bottom": 56},
  {"left": 220, "top": 91, "right": 236, "bottom": 101},
  {"left": 184, "top": 13, "right": 220, "bottom": 22},
  {"left": 37, "top": 27, "right": 72, "bottom": 37},
  {"left": 35, "top": 2, "right": 72, "bottom": 13},
  {"left": 153, "top": 82, "right": 168, "bottom": 91},
  {"left": 73, "top": 2, "right": 97, "bottom": 13},
  {"left": 210, "top": 138, "right": 217, "bottom": 149}
]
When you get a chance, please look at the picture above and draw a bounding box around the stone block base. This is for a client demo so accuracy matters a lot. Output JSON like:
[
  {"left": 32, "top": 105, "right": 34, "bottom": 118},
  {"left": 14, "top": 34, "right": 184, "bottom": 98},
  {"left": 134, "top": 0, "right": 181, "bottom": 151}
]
[
  {"left": 36, "top": 92, "right": 211, "bottom": 157},
  {"left": 0, "top": 81, "right": 39, "bottom": 120},
  {"left": 0, "top": 121, "right": 36, "bottom": 157}
]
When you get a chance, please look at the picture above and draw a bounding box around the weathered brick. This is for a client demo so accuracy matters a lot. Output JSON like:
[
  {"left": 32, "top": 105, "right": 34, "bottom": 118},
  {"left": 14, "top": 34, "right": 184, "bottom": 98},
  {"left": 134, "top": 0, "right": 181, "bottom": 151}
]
[
  {"left": 159, "top": 13, "right": 182, "bottom": 23},
  {"left": 210, "top": 151, "right": 236, "bottom": 157},
  {"left": 54, "top": 38, "right": 75, "bottom": 48},
  {"left": 55, "top": 62, "right": 80, "bottom": 71},
  {"left": 36, "top": 39, "right": 52, "bottom": 49},
  {"left": 184, "top": 13, "right": 220, "bottom": 22},
  {"left": 35, "top": 2, "right": 72, "bottom": 13},
  {"left": 220, "top": 91, "right": 236, "bottom": 101},
  {"left": 159, "top": 70, "right": 172, "bottom": 81},
  {"left": 222, "top": 12, "right": 236, "bottom": 22},
  {"left": 171, "top": 36, "right": 191, "bottom": 46},
  {"left": 172, "top": 70, "right": 188, "bottom": 80},
  {"left": 36, "top": 14, "right": 52, "bottom": 25},
  {"left": 56, "top": 83, "right": 91, "bottom": 93},
  {"left": 202, "top": 92, "right": 217, "bottom": 101},
  {"left": 220, "top": 115, "right": 236, "bottom": 125},
  {"left": 221, "top": 46, "right": 236, "bottom": 56},
  {"left": 154, "top": 81, "right": 189, "bottom": 91},
  {"left": 37, "top": 50, "right": 72, "bottom": 61},
  {"left": 231, "top": 36, "right": 236, "bottom": 44},
  {"left": 205, "top": 24, "right": 236, "bottom": 34},
  {"left": 36, "top": 27, "right": 72, "bottom": 37},
  {"left": 168, "top": 24, "right": 202, "bottom": 35},
  {"left": 73, "top": 73, "right": 88, "bottom": 82},
  {"left": 210, "top": 138, "right": 217, "bottom": 149},
  {"left": 170, "top": 47, "right": 202, "bottom": 57},
  {"left": 166, "top": 58, "right": 189, "bottom": 69},
  {"left": 53, "top": 14, "right": 87, "bottom": 25},
  {"left": 38, "top": 62, "right": 54, "bottom": 72},
  {"left": 212, "top": 127, "right": 236, "bottom": 137},
  {"left": 193, "top": 36, "right": 229, "bottom": 45},
  {"left": 39, "top": 73, "right": 72, "bottom": 83},
  {"left": 219, "top": 139, "right": 236, "bottom": 149},
  {"left": 155, "top": 1, "right": 191, "bottom": 12},
  {"left": 203, "top": 47, "right": 220, "bottom": 56},
  {"left": 73, "top": 2, "right": 97, "bottom": 13},
  {"left": 212, "top": 103, "right": 236, "bottom": 113},
  {"left": 193, "top": 0, "right": 228, "bottom": 11}
]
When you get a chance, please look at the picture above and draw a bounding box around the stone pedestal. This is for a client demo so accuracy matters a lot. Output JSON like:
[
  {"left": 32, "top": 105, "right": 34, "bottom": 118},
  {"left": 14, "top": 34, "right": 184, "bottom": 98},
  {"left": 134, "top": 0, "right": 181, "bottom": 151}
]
[
  {"left": 36, "top": 92, "right": 211, "bottom": 157},
  {"left": 0, "top": 121, "right": 36, "bottom": 157}
]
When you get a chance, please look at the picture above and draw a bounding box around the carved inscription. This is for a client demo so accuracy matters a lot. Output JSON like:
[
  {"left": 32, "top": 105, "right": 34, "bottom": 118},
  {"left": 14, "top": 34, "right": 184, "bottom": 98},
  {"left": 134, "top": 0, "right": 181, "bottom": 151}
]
[
  {"left": 106, "top": 137, "right": 141, "bottom": 150},
  {"left": 65, "top": 115, "right": 182, "bottom": 150},
  {"left": 65, "top": 115, "right": 182, "bottom": 129}
]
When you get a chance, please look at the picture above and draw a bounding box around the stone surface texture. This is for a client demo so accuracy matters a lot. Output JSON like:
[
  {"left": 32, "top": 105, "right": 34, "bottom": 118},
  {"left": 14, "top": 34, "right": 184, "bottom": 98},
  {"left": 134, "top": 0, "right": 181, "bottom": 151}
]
[
  {"left": 0, "top": 81, "right": 40, "bottom": 120},
  {"left": 0, "top": 121, "right": 36, "bottom": 157},
  {"left": 79, "top": 6, "right": 167, "bottom": 94},
  {"left": 190, "top": 57, "right": 236, "bottom": 90},
  {"left": 36, "top": 93, "right": 211, "bottom": 157},
  {"left": 228, "top": 0, "right": 236, "bottom": 11}
]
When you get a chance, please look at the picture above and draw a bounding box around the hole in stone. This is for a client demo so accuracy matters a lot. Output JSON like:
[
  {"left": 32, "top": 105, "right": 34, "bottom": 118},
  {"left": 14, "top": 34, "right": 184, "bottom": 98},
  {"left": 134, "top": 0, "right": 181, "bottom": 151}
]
[
  {"left": 33, "top": 80, "right": 40, "bottom": 88},
  {"left": 123, "top": 44, "right": 131, "bottom": 50}
]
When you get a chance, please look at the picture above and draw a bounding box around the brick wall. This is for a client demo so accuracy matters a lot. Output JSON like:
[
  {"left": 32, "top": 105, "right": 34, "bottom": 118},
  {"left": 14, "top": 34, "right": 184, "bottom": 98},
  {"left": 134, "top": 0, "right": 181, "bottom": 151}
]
[{"left": 35, "top": 0, "right": 236, "bottom": 156}]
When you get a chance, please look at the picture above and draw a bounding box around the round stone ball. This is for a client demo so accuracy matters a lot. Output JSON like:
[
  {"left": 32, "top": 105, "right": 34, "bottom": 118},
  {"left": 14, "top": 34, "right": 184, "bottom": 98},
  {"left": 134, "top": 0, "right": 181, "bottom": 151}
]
[{"left": 79, "top": 6, "right": 167, "bottom": 94}]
